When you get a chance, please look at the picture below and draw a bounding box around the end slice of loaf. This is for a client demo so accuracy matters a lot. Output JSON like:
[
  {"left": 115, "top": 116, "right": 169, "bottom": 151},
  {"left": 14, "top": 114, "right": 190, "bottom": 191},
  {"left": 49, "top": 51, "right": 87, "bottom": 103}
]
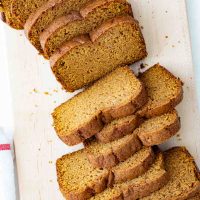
[
  {"left": 96, "top": 115, "right": 142, "bottom": 143},
  {"left": 138, "top": 64, "right": 183, "bottom": 118},
  {"left": 90, "top": 152, "right": 168, "bottom": 200},
  {"left": 142, "top": 147, "right": 200, "bottom": 200},
  {"left": 56, "top": 149, "right": 109, "bottom": 200},
  {"left": 52, "top": 67, "right": 147, "bottom": 146},
  {"left": 40, "top": 0, "right": 133, "bottom": 58},
  {"left": 137, "top": 109, "right": 180, "bottom": 146},
  {"left": 24, "top": 0, "right": 90, "bottom": 52},
  {"left": 50, "top": 16, "right": 147, "bottom": 91},
  {"left": 84, "top": 132, "right": 142, "bottom": 168}
]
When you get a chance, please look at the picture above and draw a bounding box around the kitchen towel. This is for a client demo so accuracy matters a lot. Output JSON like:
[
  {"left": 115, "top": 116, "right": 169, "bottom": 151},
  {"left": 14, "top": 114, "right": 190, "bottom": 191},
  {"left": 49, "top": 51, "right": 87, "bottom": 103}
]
[{"left": 0, "top": 129, "right": 16, "bottom": 200}]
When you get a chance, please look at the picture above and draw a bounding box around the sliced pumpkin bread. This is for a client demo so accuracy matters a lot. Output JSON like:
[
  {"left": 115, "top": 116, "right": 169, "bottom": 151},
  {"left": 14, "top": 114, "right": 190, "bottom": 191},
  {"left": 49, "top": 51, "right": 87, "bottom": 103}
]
[
  {"left": 40, "top": 0, "right": 133, "bottom": 58},
  {"left": 86, "top": 110, "right": 180, "bottom": 169},
  {"left": 52, "top": 67, "right": 147, "bottom": 146},
  {"left": 136, "top": 109, "right": 180, "bottom": 146},
  {"left": 50, "top": 16, "right": 147, "bottom": 91},
  {"left": 96, "top": 115, "right": 142, "bottom": 143},
  {"left": 57, "top": 147, "right": 155, "bottom": 200},
  {"left": 24, "top": 0, "right": 90, "bottom": 52},
  {"left": 90, "top": 152, "right": 168, "bottom": 200},
  {"left": 142, "top": 147, "right": 200, "bottom": 200},
  {"left": 138, "top": 64, "right": 183, "bottom": 118},
  {"left": 84, "top": 132, "right": 142, "bottom": 169},
  {"left": 11, "top": 0, "right": 49, "bottom": 29}
]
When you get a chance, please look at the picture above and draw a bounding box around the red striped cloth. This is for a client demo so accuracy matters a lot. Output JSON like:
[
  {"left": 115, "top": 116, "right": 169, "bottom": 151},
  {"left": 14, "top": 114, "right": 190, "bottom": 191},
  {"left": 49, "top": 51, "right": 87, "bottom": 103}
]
[{"left": 0, "top": 144, "right": 11, "bottom": 151}]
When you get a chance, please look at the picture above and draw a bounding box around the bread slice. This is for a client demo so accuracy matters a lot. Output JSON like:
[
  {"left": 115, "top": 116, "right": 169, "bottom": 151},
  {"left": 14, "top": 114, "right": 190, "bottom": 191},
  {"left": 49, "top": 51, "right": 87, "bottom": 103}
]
[
  {"left": 11, "top": 0, "right": 49, "bottom": 29},
  {"left": 50, "top": 16, "right": 147, "bottom": 92},
  {"left": 112, "top": 147, "right": 155, "bottom": 183},
  {"left": 56, "top": 149, "right": 110, "bottom": 200},
  {"left": 89, "top": 152, "right": 168, "bottom": 200},
  {"left": 84, "top": 132, "right": 142, "bottom": 168},
  {"left": 137, "top": 64, "right": 183, "bottom": 118},
  {"left": 57, "top": 147, "right": 155, "bottom": 200},
  {"left": 52, "top": 67, "right": 147, "bottom": 146},
  {"left": 40, "top": 0, "right": 133, "bottom": 58},
  {"left": 142, "top": 147, "right": 200, "bottom": 200},
  {"left": 136, "top": 109, "right": 180, "bottom": 146},
  {"left": 24, "top": 0, "right": 90, "bottom": 52},
  {"left": 96, "top": 115, "right": 142, "bottom": 143}
]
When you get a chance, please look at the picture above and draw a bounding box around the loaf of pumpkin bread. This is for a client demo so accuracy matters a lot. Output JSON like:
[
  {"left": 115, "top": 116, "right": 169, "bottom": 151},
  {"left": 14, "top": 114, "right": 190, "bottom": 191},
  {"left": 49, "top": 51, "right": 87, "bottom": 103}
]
[
  {"left": 40, "top": 0, "right": 133, "bottom": 58},
  {"left": 52, "top": 67, "right": 147, "bottom": 146},
  {"left": 57, "top": 147, "right": 155, "bottom": 200},
  {"left": 50, "top": 16, "right": 147, "bottom": 91}
]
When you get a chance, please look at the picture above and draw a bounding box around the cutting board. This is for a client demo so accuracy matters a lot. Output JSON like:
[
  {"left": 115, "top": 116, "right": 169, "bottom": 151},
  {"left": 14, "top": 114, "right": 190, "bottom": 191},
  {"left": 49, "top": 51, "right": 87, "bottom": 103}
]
[{"left": 1, "top": 0, "right": 200, "bottom": 199}]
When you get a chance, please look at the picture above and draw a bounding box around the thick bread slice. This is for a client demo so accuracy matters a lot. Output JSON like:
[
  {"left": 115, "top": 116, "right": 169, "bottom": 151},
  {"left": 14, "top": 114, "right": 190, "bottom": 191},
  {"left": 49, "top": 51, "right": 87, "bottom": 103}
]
[
  {"left": 138, "top": 64, "right": 183, "bottom": 118},
  {"left": 142, "top": 147, "right": 200, "bottom": 200},
  {"left": 96, "top": 115, "right": 142, "bottom": 143},
  {"left": 90, "top": 152, "right": 168, "bottom": 200},
  {"left": 57, "top": 147, "right": 155, "bottom": 200},
  {"left": 40, "top": 0, "right": 132, "bottom": 58},
  {"left": 52, "top": 67, "right": 147, "bottom": 146},
  {"left": 50, "top": 16, "right": 147, "bottom": 92},
  {"left": 112, "top": 147, "right": 155, "bottom": 183},
  {"left": 136, "top": 109, "right": 180, "bottom": 146},
  {"left": 24, "top": 0, "right": 90, "bottom": 52},
  {"left": 11, "top": 0, "right": 49, "bottom": 29},
  {"left": 56, "top": 149, "right": 110, "bottom": 200},
  {"left": 84, "top": 132, "right": 142, "bottom": 168}
]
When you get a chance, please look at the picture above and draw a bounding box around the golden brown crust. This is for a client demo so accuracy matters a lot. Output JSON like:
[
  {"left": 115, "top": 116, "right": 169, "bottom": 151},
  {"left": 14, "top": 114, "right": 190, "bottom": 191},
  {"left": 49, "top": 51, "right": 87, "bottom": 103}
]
[
  {"left": 137, "top": 64, "right": 183, "bottom": 118},
  {"left": 40, "top": 11, "right": 82, "bottom": 55},
  {"left": 113, "top": 148, "right": 155, "bottom": 183},
  {"left": 90, "top": 15, "right": 136, "bottom": 42},
  {"left": 137, "top": 110, "right": 181, "bottom": 146},
  {"left": 0, "top": 11, "right": 6, "bottom": 23},
  {"left": 96, "top": 116, "right": 143, "bottom": 143},
  {"left": 80, "top": 0, "right": 132, "bottom": 18},
  {"left": 85, "top": 133, "right": 142, "bottom": 169}
]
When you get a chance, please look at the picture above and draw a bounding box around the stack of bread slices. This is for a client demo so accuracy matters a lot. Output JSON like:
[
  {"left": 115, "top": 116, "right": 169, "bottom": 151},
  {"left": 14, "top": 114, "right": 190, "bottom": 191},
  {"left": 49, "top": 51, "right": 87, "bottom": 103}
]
[{"left": 1, "top": 0, "right": 200, "bottom": 199}]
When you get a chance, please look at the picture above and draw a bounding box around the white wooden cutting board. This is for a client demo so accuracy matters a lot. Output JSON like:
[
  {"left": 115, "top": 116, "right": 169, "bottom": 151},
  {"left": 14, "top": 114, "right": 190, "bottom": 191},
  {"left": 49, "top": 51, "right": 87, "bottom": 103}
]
[{"left": 0, "top": 0, "right": 200, "bottom": 199}]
